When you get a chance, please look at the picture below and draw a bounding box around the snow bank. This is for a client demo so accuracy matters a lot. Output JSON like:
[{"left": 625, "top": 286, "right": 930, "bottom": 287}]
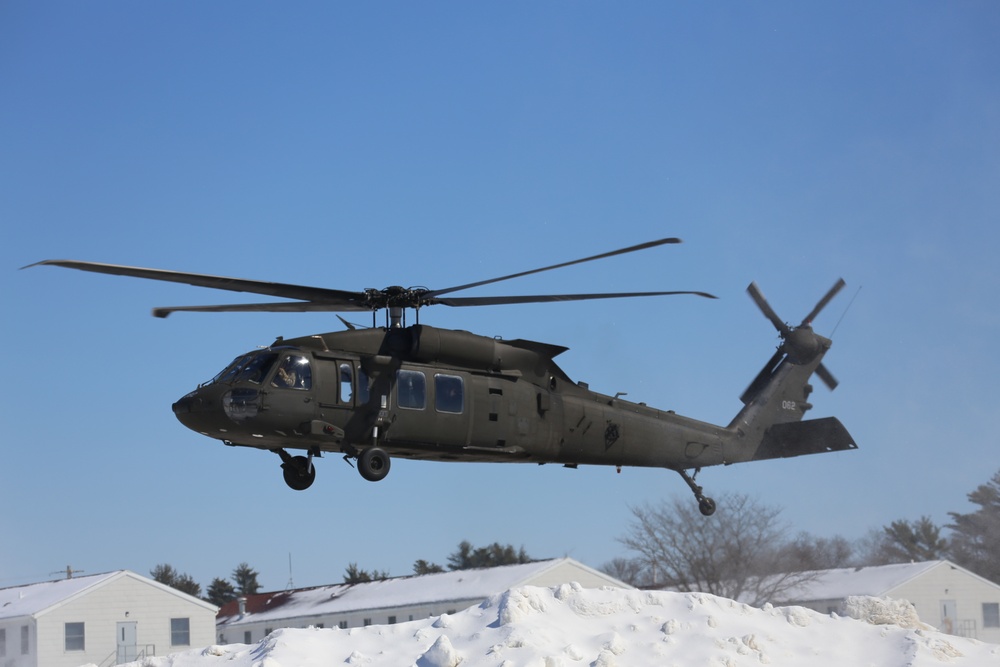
[{"left": 122, "top": 584, "right": 1000, "bottom": 667}]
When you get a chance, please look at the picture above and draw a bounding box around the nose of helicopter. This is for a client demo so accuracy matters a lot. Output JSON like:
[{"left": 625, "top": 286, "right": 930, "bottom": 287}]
[{"left": 172, "top": 388, "right": 221, "bottom": 435}]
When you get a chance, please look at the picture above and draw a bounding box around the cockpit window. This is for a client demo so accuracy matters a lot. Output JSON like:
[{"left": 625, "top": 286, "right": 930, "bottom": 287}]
[
  {"left": 212, "top": 354, "right": 252, "bottom": 385},
  {"left": 271, "top": 355, "right": 312, "bottom": 390},
  {"left": 235, "top": 352, "right": 278, "bottom": 384}
]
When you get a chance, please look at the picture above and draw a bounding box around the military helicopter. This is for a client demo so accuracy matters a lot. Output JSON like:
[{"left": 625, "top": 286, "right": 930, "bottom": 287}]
[{"left": 27, "top": 238, "right": 856, "bottom": 515}]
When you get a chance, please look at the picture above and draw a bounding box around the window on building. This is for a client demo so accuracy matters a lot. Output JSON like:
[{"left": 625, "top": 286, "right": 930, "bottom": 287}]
[
  {"left": 388, "top": 616, "right": 397, "bottom": 625},
  {"left": 338, "top": 621, "right": 348, "bottom": 629},
  {"left": 984, "top": 603, "right": 1000, "bottom": 628},
  {"left": 170, "top": 618, "right": 191, "bottom": 646},
  {"left": 315, "top": 623, "right": 324, "bottom": 629},
  {"left": 397, "top": 370, "right": 426, "bottom": 409},
  {"left": 363, "top": 618, "right": 372, "bottom": 627},
  {"left": 65, "top": 622, "right": 85, "bottom": 651},
  {"left": 21, "top": 625, "right": 29, "bottom": 655},
  {"left": 264, "top": 627, "right": 272, "bottom": 636},
  {"left": 434, "top": 374, "right": 464, "bottom": 413},
  {"left": 0, "top": 628, "right": 6, "bottom": 656},
  {"left": 244, "top": 631, "right": 252, "bottom": 644}
]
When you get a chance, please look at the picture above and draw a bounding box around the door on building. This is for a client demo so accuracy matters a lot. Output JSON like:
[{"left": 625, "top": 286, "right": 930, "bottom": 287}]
[
  {"left": 116, "top": 621, "right": 137, "bottom": 663},
  {"left": 941, "top": 600, "right": 957, "bottom": 635}
]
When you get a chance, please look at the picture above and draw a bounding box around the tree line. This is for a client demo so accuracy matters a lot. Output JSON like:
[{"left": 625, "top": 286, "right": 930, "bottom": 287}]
[
  {"left": 149, "top": 469, "right": 999, "bottom": 607},
  {"left": 150, "top": 539, "right": 533, "bottom": 603},
  {"left": 603, "top": 469, "right": 1000, "bottom": 605},
  {"left": 150, "top": 562, "right": 260, "bottom": 607}
]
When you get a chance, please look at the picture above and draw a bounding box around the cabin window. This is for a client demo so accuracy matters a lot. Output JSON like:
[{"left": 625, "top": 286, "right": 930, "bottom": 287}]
[
  {"left": 0, "top": 628, "right": 5, "bottom": 656},
  {"left": 170, "top": 618, "right": 190, "bottom": 646},
  {"left": 338, "top": 621, "right": 348, "bottom": 629},
  {"left": 271, "top": 355, "right": 312, "bottom": 390},
  {"left": 339, "top": 363, "right": 353, "bottom": 403},
  {"left": 985, "top": 603, "right": 1000, "bottom": 628},
  {"left": 435, "top": 374, "right": 464, "bottom": 414},
  {"left": 244, "top": 631, "right": 251, "bottom": 644},
  {"left": 397, "top": 370, "right": 426, "bottom": 410},
  {"left": 65, "top": 622, "right": 85, "bottom": 651},
  {"left": 21, "top": 625, "right": 28, "bottom": 654}
]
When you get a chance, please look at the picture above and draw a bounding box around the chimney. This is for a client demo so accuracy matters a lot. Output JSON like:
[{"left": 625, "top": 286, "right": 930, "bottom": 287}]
[{"left": 237, "top": 597, "right": 247, "bottom": 618}]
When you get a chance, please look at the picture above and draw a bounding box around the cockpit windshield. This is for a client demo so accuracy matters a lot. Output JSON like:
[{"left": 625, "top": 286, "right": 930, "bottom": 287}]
[{"left": 208, "top": 351, "right": 279, "bottom": 386}]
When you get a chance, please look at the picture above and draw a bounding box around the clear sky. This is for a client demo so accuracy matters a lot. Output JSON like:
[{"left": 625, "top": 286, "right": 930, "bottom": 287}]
[{"left": 2, "top": 2, "right": 998, "bottom": 592}]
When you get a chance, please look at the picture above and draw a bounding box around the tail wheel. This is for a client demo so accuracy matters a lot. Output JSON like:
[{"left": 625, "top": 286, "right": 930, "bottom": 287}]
[{"left": 358, "top": 447, "right": 391, "bottom": 482}]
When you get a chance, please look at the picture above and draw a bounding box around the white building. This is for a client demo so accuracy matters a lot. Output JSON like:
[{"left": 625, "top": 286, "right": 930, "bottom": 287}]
[
  {"left": 0, "top": 570, "right": 218, "bottom": 667},
  {"left": 216, "top": 557, "right": 629, "bottom": 645},
  {"left": 771, "top": 560, "right": 1000, "bottom": 644}
]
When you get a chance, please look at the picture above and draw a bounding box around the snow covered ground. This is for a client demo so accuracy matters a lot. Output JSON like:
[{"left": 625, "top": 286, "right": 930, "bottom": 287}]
[{"left": 119, "top": 584, "right": 999, "bottom": 666}]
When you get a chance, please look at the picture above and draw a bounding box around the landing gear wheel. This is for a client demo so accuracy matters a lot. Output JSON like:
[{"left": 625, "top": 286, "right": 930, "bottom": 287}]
[
  {"left": 673, "top": 467, "right": 716, "bottom": 518},
  {"left": 358, "top": 447, "right": 390, "bottom": 482},
  {"left": 282, "top": 455, "right": 316, "bottom": 491}
]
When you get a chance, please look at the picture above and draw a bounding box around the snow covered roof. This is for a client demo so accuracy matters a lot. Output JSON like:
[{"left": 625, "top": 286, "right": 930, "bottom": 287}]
[
  {"left": 217, "top": 558, "right": 619, "bottom": 628},
  {"left": 773, "top": 561, "right": 946, "bottom": 603},
  {"left": 0, "top": 570, "right": 217, "bottom": 620},
  {"left": 0, "top": 571, "right": 122, "bottom": 620}
]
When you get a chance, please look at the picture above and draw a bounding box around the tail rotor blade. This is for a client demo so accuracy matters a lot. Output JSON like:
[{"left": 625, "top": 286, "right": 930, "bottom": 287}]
[
  {"left": 802, "top": 278, "right": 846, "bottom": 326},
  {"left": 747, "top": 282, "right": 790, "bottom": 336},
  {"left": 815, "top": 363, "right": 839, "bottom": 391}
]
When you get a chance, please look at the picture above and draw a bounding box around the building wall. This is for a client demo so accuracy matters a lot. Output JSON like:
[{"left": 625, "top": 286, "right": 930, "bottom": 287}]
[
  {"left": 889, "top": 563, "right": 1000, "bottom": 644},
  {"left": 218, "top": 599, "right": 481, "bottom": 645},
  {"left": 35, "top": 574, "right": 217, "bottom": 667},
  {"left": 521, "top": 561, "right": 625, "bottom": 590},
  {"left": 0, "top": 618, "right": 37, "bottom": 667}
]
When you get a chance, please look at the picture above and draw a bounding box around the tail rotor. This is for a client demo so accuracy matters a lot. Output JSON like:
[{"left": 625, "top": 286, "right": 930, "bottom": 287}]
[{"left": 746, "top": 279, "right": 845, "bottom": 391}]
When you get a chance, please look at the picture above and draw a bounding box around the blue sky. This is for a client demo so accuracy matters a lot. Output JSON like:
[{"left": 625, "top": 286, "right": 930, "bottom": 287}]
[{"left": 2, "top": 2, "right": 999, "bottom": 592}]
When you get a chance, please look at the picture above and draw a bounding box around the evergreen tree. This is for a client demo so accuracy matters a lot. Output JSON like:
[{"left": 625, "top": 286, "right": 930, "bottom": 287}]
[
  {"left": 232, "top": 562, "right": 261, "bottom": 595},
  {"left": 206, "top": 577, "right": 238, "bottom": 606},
  {"left": 149, "top": 563, "right": 201, "bottom": 597},
  {"left": 948, "top": 469, "right": 1000, "bottom": 584},
  {"left": 881, "top": 517, "right": 949, "bottom": 563},
  {"left": 413, "top": 559, "right": 445, "bottom": 575},
  {"left": 343, "top": 563, "right": 389, "bottom": 584},
  {"left": 446, "top": 540, "right": 532, "bottom": 570}
]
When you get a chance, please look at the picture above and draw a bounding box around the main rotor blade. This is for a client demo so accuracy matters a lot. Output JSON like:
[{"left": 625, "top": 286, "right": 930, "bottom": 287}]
[
  {"left": 429, "top": 289, "right": 716, "bottom": 307},
  {"left": 746, "top": 281, "right": 791, "bottom": 336},
  {"left": 801, "top": 278, "right": 846, "bottom": 326},
  {"left": 24, "top": 260, "right": 366, "bottom": 307},
  {"left": 426, "top": 237, "right": 683, "bottom": 299},
  {"left": 151, "top": 301, "right": 373, "bottom": 318}
]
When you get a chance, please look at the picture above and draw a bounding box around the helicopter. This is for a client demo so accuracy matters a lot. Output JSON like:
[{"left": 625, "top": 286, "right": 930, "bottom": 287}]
[{"left": 26, "top": 237, "right": 856, "bottom": 516}]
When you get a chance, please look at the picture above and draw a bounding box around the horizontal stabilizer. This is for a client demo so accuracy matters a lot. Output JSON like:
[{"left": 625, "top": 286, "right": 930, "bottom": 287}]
[{"left": 752, "top": 417, "right": 857, "bottom": 461}]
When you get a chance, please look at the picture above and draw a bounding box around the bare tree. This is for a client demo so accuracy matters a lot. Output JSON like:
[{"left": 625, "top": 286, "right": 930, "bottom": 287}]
[
  {"left": 599, "top": 557, "right": 649, "bottom": 588},
  {"left": 618, "top": 492, "right": 819, "bottom": 606},
  {"left": 778, "top": 532, "right": 856, "bottom": 571}
]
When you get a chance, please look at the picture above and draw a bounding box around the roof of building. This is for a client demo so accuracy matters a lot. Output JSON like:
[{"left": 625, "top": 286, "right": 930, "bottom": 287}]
[
  {"left": 217, "top": 558, "right": 622, "bottom": 627},
  {"left": 771, "top": 560, "right": 993, "bottom": 604},
  {"left": 0, "top": 570, "right": 217, "bottom": 621}
]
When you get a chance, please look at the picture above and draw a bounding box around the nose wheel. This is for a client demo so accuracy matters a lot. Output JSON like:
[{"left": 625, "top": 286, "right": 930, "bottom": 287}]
[{"left": 674, "top": 467, "right": 716, "bottom": 516}]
